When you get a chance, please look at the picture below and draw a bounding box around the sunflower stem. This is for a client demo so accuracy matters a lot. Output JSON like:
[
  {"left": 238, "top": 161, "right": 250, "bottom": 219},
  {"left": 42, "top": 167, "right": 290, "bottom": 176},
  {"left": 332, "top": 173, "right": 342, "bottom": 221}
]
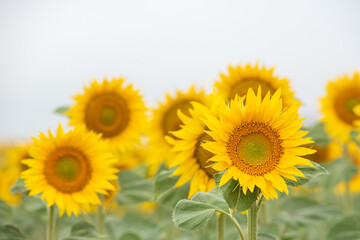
[
  {"left": 217, "top": 213, "right": 225, "bottom": 240},
  {"left": 248, "top": 202, "right": 258, "bottom": 240},
  {"left": 223, "top": 212, "right": 246, "bottom": 240},
  {"left": 343, "top": 143, "right": 353, "bottom": 213},
  {"left": 47, "top": 205, "right": 56, "bottom": 240},
  {"left": 97, "top": 195, "right": 106, "bottom": 236}
]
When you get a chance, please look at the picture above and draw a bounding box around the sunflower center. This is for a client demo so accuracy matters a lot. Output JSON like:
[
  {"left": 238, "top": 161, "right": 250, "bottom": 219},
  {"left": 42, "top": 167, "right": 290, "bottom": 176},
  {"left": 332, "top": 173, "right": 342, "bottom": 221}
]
[
  {"left": 162, "top": 100, "right": 192, "bottom": 135},
  {"left": 194, "top": 133, "right": 218, "bottom": 177},
  {"left": 85, "top": 93, "right": 130, "bottom": 138},
  {"left": 229, "top": 79, "right": 274, "bottom": 100},
  {"left": 45, "top": 147, "right": 91, "bottom": 193},
  {"left": 307, "top": 146, "right": 326, "bottom": 163},
  {"left": 227, "top": 121, "right": 283, "bottom": 176}
]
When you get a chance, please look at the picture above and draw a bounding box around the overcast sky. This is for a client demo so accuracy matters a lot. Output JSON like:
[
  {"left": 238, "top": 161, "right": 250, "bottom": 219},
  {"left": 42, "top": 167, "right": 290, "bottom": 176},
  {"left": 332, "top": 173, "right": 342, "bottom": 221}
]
[{"left": 1, "top": 0, "right": 360, "bottom": 142}]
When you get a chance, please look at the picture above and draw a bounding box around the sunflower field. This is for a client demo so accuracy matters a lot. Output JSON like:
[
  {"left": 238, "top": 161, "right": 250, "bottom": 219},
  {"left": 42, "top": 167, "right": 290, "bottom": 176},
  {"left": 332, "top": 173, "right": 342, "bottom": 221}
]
[{"left": 1, "top": 1, "right": 360, "bottom": 240}]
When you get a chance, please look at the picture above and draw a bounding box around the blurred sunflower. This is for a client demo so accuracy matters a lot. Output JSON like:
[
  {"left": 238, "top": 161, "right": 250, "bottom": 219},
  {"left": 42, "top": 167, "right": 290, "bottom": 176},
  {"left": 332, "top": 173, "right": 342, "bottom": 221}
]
[
  {"left": 21, "top": 124, "right": 118, "bottom": 216},
  {"left": 320, "top": 72, "right": 360, "bottom": 142},
  {"left": 67, "top": 78, "right": 147, "bottom": 150},
  {"left": 307, "top": 141, "right": 342, "bottom": 164},
  {"left": 214, "top": 63, "right": 300, "bottom": 107},
  {"left": 167, "top": 97, "right": 224, "bottom": 198},
  {"left": 147, "top": 86, "right": 208, "bottom": 174},
  {"left": 202, "top": 88, "right": 315, "bottom": 199},
  {"left": 113, "top": 144, "right": 147, "bottom": 171},
  {"left": 0, "top": 144, "right": 31, "bottom": 205}
]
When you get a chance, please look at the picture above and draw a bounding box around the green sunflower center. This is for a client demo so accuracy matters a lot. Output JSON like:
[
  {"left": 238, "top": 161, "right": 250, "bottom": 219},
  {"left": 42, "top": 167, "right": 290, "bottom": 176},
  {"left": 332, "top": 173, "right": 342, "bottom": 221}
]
[
  {"left": 227, "top": 121, "right": 283, "bottom": 176},
  {"left": 229, "top": 79, "right": 274, "bottom": 100},
  {"left": 334, "top": 88, "right": 360, "bottom": 125},
  {"left": 162, "top": 100, "right": 193, "bottom": 136},
  {"left": 194, "top": 133, "right": 218, "bottom": 177},
  {"left": 86, "top": 93, "right": 130, "bottom": 138},
  {"left": 45, "top": 147, "right": 91, "bottom": 193}
]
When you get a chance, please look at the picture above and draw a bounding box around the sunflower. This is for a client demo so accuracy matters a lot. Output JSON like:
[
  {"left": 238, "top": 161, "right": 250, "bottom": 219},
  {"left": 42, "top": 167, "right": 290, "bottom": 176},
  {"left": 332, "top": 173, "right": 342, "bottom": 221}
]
[
  {"left": 307, "top": 141, "right": 342, "bottom": 164},
  {"left": 320, "top": 72, "right": 360, "bottom": 142},
  {"left": 21, "top": 124, "right": 118, "bottom": 216},
  {"left": 214, "top": 63, "right": 300, "bottom": 107},
  {"left": 167, "top": 96, "right": 225, "bottom": 198},
  {"left": 147, "top": 86, "right": 208, "bottom": 173},
  {"left": 202, "top": 88, "right": 316, "bottom": 199},
  {"left": 0, "top": 144, "right": 30, "bottom": 205},
  {"left": 113, "top": 144, "right": 147, "bottom": 171},
  {"left": 67, "top": 77, "right": 147, "bottom": 150}
]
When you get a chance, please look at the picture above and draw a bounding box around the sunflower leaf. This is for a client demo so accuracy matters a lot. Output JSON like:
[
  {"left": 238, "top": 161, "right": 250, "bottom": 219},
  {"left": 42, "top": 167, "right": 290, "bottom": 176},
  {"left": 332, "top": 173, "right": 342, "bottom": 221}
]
[
  {"left": 172, "top": 191, "right": 230, "bottom": 231},
  {"left": 326, "top": 214, "right": 360, "bottom": 240},
  {"left": 54, "top": 105, "right": 69, "bottom": 116},
  {"left": 10, "top": 179, "right": 28, "bottom": 195},
  {"left": 0, "top": 225, "right": 25, "bottom": 240},
  {"left": 63, "top": 222, "right": 100, "bottom": 240},
  {"left": 284, "top": 160, "right": 329, "bottom": 187},
  {"left": 214, "top": 172, "right": 259, "bottom": 211},
  {"left": 306, "top": 123, "right": 331, "bottom": 147}
]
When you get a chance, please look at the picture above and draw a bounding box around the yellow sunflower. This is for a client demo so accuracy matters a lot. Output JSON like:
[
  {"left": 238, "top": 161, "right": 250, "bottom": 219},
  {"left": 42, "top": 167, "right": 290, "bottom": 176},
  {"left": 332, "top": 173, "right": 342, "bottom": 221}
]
[
  {"left": 113, "top": 144, "right": 147, "bottom": 171},
  {"left": 21, "top": 124, "right": 118, "bottom": 216},
  {"left": 0, "top": 144, "right": 30, "bottom": 205},
  {"left": 147, "top": 86, "right": 208, "bottom": 174},
  {"left": 167, "top": 96, "right": 225, "bottom": 198},
  {"left": 320, "top": 72, "right": 360, "bottom": 142},
  {"left": 307, "top": 141, "right": 342, "bottom": 164},
  {"left": 67, "top": 77, "right": 147, "bottom": 150},
  {"left": 214, "top": 63, "right": 300, "bottom": 107},
  {"left": 202, "top": 88, "right": 316, "bottom": 199}
]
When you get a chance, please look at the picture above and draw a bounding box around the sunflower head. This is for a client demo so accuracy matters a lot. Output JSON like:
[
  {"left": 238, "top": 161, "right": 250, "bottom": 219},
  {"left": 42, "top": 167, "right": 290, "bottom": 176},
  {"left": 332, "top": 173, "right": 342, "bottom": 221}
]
[
  {"left": 320, "top": 72, "right": 360, "bottom": 142},
  {"left": 21, "top": 124, "right": 118, "bottom": 216},
  {"left": 202, "top": 87, "right": 316, "bottom": 199},
  {"left": 147, "top": 86, "right": 208, "bottom": 173},
  {"left": 167, "top": 96, "right": 225, "bottom": 198},
  {"left": 67, "top": 77, "right": 147, "bottom": 150},
  {"left": 214, "top": 63, "right": 300, "bottom": 107},
  {"left": 307, "top": 141, "right": 342, "bottom": 164}
]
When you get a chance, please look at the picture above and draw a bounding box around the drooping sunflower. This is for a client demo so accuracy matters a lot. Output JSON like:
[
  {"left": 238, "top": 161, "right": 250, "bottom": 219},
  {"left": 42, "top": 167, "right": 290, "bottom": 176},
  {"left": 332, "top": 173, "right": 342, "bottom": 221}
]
[
  {"left": 307, "top": 141, "right": 342, "bottom": 164},
  {"left": 202, "top": 88, "right": 316, "bottom": 199},
  {"left": 21, "top": 124, "right": 118, "bottom": 216},
  {"left": 167, "top": 96, "right": 225, "bottom": 198},
  {"left": 67, "top": 78, "right": 147, "bottom": 150},
  {"left": 320, "top": 72, "right": 360, "bottom": 142},
  {"left": 214, "top": 63, "right": 300, "bottom": 107},
  {"left": 0, "top": 144, "right": 30, "bottom": 205},
  {"left": 147, "top": 86, "right": 208, "bottom": 173}
]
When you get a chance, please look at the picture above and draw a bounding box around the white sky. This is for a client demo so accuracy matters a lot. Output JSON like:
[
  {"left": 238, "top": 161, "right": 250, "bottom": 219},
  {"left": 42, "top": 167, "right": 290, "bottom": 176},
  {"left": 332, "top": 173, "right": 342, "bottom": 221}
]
[{"left": 0, "top": 0, "right": 360, "bottom": 142}]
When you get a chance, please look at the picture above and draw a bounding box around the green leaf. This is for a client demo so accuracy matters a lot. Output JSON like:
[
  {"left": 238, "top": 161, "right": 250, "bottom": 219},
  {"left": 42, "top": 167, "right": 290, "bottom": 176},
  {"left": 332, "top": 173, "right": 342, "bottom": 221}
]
[
  {"left": 154, "top": 170, "right": 189, "bottom": 208},
  {"left": 172, "top": 191, "right": 230, "bottom": 231},
  {"left": 285, "top": 160, "right": 329, "bottom": 187},
  {"left": 214, "top": 172, "right": 259, "bottom": 212},
  {"left": 350, "top": 130, "right": 360, "bottom": 147},
  {"left": 119, "top": 232, "right": 142, "bottom": 240},
  {"left": 116, "top": 171, "right": 154, "bottom": 205},
  {"left": 63, "top": 222, "right": 99, "bottom": 240},
  {"left": 0, "top": 225, "right": 25, "bottom": 240},
  {"left": 306, "top": 123, "right": 331, "bottom": 146},
  {"left": 327, "top": 214, "right": 360, "bottom": 240},
  {"left": 10, "top": 179, "right": 28, "bottom": 195},
  {"left": 54, "top": 106, "right": 69, "bottom": 116},
  {"left": 258, "top": 232, "right": 280, "bottom": 240},
  {"left": 0, "top": 200, "right": 12, "bottom": 220}
]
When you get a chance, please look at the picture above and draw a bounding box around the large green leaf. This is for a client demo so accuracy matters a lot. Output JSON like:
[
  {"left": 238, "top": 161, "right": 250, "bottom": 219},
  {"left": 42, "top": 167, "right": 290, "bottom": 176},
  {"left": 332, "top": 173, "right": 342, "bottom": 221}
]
[
  {"left": 327, "top": 214, "right": 360, "bottom": 240},
  {"left": 63, "top": 222, "right": 99, "bottom": 240},
  {"left": 173, "top": 191, "right": 230, "bottom": 231},
  {"left": 214, "top": 172, "right": 259, "bottom": 212},
  {"left": 0, "top": 225, "right": 25, "bottom": 240},
  {"left": 154, "top": 170, "right": 189, "bottom": 208},
  {"left": 0, "top": 201, "right": 12, "bottom": 220},
  {"left": 119, "top": 232, "right": 142, "bottom": 240},
  {"left": 285, "top": 160, "right": 329, "bottom": 187},
  {"left": 116, "top": 171, "right": 154, "bottom": 205}
]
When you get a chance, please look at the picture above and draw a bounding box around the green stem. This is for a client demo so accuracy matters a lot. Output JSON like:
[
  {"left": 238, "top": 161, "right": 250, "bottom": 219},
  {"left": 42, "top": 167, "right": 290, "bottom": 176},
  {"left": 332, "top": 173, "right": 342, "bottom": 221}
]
[
  {"left": 343, "top": 143, "right": 353, "bottom": 213},
  {"left": 47, "top": 205, "right": 56, "bottom": 240},
  {"left": 248, "top": 203, "right": 258, "bottom": 240},
  {"left": 97, "top": 204, "right": 105, "bottom": 234},
  {"left": 223, "top": 212, "right": 246, "bottom": 240},
  {"left": 217, "top": 213, "right": 225, "bottom": 240}
]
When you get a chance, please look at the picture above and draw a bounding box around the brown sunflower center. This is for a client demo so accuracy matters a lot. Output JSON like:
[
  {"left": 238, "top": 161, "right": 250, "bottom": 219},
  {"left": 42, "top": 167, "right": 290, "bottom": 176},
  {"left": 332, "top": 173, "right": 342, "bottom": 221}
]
[
  {"left": 85, "top": 93, "right": 130, "bottom": 138},
  {"left": 334, "top": 88, "right": 360, "bottom": 125},
  {"left": 229, "top": 79, "right": 274, "bottom": 100},
  {"left": 194, "top": 133, "right": 218, "bottom": 177},
  {"left": 307, "top": 146, "right": 327, "bottom": 163},
  {"left": 44, "top": 147, "right": 91, "bottom": 193},
  {"left": 162, "top": 100, "right": 193, "bottom": 136},
  {"left": 226, "top": 121, "right": 283, "bottom": 176}
]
